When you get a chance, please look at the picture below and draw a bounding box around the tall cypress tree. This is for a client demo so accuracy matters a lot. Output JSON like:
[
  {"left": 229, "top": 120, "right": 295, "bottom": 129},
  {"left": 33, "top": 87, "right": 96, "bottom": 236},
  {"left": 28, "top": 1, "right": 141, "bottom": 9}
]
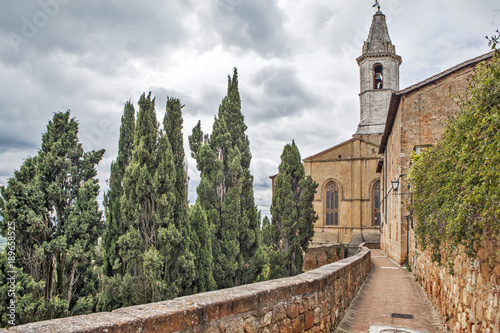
[
  {"left": 103, "top": 101, "right": 135, "bottom": 276},
  {"left": 268, "top": 141, "right": 317, "bottom": 279},
  {"left": 0, "top": 111, "right": 105, "bottom": 325},
  {"left": 189, "top": 68, "right": 264, "bottom": 289},
  {"left": 162, "top": 97, "right": 195, "bottom": 296},
  {"left": 100, "top": 93, "right": 195, "bottom": 309},
  {"left": 189, "top": 202, "right": 216, "bottom": 293}
]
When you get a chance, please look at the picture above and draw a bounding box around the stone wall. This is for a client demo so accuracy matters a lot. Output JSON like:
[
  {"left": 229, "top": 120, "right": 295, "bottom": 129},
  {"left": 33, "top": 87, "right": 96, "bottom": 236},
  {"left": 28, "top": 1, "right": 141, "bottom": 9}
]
[
  {"left": 415, "top": 242, "right": 500, "bottom": 332},
  {"left": 303, "top": 244, "right": 347, "bottom": 271},
  {"left": 2, "top": 248, "right": 371, "bottom": 333}
]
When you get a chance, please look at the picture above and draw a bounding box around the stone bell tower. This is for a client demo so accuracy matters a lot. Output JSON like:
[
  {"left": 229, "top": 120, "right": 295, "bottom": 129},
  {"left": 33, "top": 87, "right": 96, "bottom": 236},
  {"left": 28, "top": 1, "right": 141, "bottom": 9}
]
[{"left": 355, "top": 8, "right": 402, "bottom": 136}]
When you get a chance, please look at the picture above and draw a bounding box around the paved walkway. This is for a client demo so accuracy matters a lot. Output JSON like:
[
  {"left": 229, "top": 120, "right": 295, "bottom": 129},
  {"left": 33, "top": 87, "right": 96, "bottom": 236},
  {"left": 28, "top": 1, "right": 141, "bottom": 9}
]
[{"left": 334, "top": 249, "right": 446, "bottom": 333}]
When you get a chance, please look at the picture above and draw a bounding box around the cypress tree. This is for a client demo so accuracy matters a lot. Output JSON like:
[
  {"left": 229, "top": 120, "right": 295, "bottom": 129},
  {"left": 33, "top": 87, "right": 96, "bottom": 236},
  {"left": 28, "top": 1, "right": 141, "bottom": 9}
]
[
  {"left": 163, "top": 98, "right": 196, "bottom": 296},
  {"left": 269, "top": 141, "right": 317, "bottom": 279},
  {"left": 189, "top": 68, "right": 264, "bottom": 289},
  {"left": 189, "top": 202, "right": 216, "bottom": 293},
  {"left": 100, "top": 93, "right": 195, "bottom": 309},
  {"left": 103, "top": 101, "right": 135, "bottom": 276},
  {"left": 0, "top": 111, "right": 105, "bottom": 325}
]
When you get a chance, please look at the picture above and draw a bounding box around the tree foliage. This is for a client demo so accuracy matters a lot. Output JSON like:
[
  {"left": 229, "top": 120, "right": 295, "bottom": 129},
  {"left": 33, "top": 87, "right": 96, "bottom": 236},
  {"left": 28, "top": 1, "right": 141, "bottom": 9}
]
[
  {"left": 100, "top": 93, "right": 195, "bottom": 310},
  {"left": 0, "top": 111, "right": 104, "bottom": 326},
  {"left": 102, "top": 101, "right": 135, "bottom": 277},
  {"left": 188, "top": 202, "right": 216, "bottom": 293},
  {"left": 408, "top": 55, "right": 500, "bottom": 261},
  {"left": 267, "top": 141, "right": 317, "bottom": 279},
  {"left": 189, "top": 68, "right": 264, "bottom": 289}
]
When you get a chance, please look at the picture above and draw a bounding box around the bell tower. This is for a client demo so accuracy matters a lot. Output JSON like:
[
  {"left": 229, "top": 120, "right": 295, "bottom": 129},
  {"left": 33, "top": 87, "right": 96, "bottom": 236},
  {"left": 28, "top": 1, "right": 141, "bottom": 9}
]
[{"left": 355, "top": 8, "right": 402, "bottom": 136}]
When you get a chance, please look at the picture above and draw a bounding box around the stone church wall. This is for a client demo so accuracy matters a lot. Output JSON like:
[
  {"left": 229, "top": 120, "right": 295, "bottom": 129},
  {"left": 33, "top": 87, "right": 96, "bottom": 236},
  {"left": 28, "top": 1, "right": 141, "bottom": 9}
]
[
  {"left": 304, "top": 138, "right": 381, "bottom": 246},
  {"left": 415, "top": 242, "right": 500, "bottom": 332},
  {"left": 1, "top": 248, "right": 371, "bottom": 333}
]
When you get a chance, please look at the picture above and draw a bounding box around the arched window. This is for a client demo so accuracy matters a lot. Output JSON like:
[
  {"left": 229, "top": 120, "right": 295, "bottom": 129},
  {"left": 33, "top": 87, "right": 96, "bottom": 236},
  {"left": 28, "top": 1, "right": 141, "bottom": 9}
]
[
  {"left": 325, "top": 182, "right": 339, "bottom": 226},
  {"left": 374, "top": 64, "right": 383, "bottom": 89},
  {"left": 373, "top": 180, "right": 381, "bottom": 226}
]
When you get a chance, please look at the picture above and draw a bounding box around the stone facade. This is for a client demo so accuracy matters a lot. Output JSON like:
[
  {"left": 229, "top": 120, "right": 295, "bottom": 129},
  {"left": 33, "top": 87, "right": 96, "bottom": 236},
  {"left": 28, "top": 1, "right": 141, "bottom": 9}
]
[
  {"left": 1, "top": 248, "right": 371, "bottom": 333},
  {"left": 304, "top": 10, "right": 400, "bottom": 247},
  {"left": 303, "top": 137, "right": 381, "bottom": 246},
  {"left": 415, "top": 242, "right": 500, "bottom": 332},
  {"left": 378, "top": 52, "right": 495, "bottom": 265}
]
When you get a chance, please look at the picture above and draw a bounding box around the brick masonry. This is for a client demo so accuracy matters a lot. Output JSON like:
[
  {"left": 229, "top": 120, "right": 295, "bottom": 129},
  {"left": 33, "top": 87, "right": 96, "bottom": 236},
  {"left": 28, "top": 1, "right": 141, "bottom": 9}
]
[{"left": 1, "top": 248, "right": 371, "bottom": 333}]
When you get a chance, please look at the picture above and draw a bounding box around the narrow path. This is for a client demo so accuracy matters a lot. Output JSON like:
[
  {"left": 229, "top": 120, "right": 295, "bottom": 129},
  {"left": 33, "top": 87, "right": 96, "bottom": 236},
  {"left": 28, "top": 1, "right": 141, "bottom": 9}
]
[{"left": 334, "top": 249, "right": 446, "bottom": 333}]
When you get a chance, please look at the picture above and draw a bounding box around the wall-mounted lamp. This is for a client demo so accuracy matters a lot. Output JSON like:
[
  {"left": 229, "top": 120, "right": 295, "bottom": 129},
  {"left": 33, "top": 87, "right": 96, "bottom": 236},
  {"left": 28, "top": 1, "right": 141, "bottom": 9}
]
[{"left": 391, "top": 179, "right": 400, "bottom": 192}]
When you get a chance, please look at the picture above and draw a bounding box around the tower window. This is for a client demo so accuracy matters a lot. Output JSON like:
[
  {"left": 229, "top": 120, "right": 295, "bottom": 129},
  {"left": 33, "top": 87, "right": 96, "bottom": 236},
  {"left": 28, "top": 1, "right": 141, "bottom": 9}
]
[
  {"left": 325, "top": 182, "right": 339, "bottom": 226},
  {"left": 374, "top": 64, "right": 383, "bottom": 89}
]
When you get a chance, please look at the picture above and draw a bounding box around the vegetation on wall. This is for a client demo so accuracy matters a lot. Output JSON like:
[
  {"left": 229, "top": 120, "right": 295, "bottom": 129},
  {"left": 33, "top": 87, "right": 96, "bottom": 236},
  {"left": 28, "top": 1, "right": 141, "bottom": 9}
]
[{"left": 408, "top": 54, "right": 500, "bottom": 261}]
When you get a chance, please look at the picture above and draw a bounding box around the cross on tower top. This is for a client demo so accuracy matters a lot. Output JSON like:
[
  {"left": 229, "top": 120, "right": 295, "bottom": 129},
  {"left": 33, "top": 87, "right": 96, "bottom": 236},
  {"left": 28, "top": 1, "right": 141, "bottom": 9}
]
[{"left": 373, "top": 0, "right": 381, "bottom": 12}]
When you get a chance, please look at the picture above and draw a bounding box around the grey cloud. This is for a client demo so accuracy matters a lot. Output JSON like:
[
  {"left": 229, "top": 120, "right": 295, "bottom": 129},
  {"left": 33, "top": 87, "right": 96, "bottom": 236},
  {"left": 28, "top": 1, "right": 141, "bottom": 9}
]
[
  {"left": 1, "top": 0, "right": 186, "bottom": 68},
  {"left": 243, "top": 65, "right": 316, "bottom": 125},
  {"left": 204, "top": 0, "right": 289, "bottom": 57},
  {"left": 0, "top": 148, "right": 39, "bottom": 184},
  {"left": 0, "top": 0, "right": 497, "bottom": 216}
]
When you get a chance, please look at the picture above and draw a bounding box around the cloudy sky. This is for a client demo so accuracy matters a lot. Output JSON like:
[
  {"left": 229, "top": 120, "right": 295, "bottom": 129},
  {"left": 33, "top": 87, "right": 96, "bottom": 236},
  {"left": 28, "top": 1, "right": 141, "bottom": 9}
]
[{"left": 0, "top": 0, "right": 498, "bottom": 218}]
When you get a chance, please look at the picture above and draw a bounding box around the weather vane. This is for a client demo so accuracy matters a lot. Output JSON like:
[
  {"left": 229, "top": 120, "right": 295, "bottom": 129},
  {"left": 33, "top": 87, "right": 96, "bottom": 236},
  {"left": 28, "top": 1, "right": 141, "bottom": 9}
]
[{"left": 373, "top": 0, "right": 381, "bottom": 11}]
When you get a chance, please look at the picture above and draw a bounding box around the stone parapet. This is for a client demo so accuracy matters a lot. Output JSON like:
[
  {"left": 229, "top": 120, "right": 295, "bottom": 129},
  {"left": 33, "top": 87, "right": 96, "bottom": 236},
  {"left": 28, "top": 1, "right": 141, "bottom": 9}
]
[
  {"left": 1, "top": 248, "right": 371, "bottom": 333},
  {"left": 303, "top": 244, "right": 347, "bottom": 271}
]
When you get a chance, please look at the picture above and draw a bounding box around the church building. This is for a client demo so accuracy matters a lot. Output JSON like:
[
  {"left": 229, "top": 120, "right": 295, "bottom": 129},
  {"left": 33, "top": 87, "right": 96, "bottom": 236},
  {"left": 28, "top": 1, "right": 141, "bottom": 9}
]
[{"left": 304, "top": 8, "right": 401, "bottom": 247}]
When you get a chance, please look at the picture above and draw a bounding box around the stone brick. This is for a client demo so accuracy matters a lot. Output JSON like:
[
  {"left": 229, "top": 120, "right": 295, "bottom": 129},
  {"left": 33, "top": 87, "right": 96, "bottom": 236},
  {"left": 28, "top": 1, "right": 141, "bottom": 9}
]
[
  {"left": 476, "top": 300, "right": 484, "bottom": 322},
  {"left": 205, "top": 326, "right": 220, "bottom": 333},
  {"left": 291, "top": 315, "right": 304, "bottom": 333},
  {"left": 313, "top": 307, "right": 321, "bottom": 324},
  {"left": 244, "top": 317, "right": 258, "bottom": 333},
  {"left": 272, "top": 305, "right": 286, "bottom": 323},
  {"left": 286, "top": 304, "right": 299, "bottom": 319},
  {"left": 304, "top": 311, "right": 314, "bottom": 330},
  {"left": 262, "top": 311, "right": 273, "bottom": 326},
  {"left": 265, "top": 324, "right": 279, "bottom": 333},
  {"left": 279, "top": 319, "right": 292, "bottom": 333}
]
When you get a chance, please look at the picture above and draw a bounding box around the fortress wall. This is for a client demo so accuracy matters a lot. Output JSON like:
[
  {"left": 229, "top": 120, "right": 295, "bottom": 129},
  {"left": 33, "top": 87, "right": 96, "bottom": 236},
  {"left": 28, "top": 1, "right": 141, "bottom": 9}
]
[{"left": 2, "top": 248, "right": 371, "bottom": 333}]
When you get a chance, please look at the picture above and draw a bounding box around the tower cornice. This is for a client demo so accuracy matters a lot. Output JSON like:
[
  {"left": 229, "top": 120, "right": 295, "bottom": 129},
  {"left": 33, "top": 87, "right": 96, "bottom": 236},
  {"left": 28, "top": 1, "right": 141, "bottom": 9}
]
[{"left": 356, "top": 52, "right": 402, "bottom": 65}]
